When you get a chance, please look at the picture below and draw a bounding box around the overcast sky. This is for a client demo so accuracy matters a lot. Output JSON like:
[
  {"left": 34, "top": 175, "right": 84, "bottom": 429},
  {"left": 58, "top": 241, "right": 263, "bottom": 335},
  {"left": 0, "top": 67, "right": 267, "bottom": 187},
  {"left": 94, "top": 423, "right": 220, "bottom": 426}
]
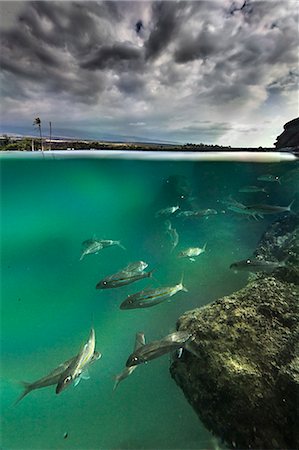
[{"left": 0, "top": 0, "right": 298, "bottom": 146}]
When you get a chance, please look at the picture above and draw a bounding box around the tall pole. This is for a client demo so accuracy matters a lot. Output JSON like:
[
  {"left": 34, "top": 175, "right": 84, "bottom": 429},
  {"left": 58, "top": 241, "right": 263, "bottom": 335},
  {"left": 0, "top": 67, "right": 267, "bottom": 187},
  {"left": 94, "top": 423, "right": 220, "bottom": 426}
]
[
  {"left": 39, "top": 123, "right": 44, "bottom": 152},
  {"left": 49, "top": 121, "right": 52, "bottom": 151}
]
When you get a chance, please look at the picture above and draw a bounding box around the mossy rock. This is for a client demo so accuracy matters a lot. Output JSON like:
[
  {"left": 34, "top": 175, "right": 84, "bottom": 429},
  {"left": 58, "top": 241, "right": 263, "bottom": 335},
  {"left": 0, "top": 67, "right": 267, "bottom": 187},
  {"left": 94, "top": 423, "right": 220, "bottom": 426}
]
[{"left": 170, "top": 277, "right": 299, "bottom": 449}]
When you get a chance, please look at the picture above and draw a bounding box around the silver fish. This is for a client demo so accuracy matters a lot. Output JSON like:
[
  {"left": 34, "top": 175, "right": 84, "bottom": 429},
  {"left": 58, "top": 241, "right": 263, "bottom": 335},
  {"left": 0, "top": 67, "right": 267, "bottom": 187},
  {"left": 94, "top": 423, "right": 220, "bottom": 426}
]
[
  {"left": 178, "top": 243, "right": 207, "bottom": 261},
  {"left": 80, "top": 238, "right": 125, "bottom": 260},
  {"left": 113, "top": 332, "right": 145, "bottom": 391},
  {"left": 257, "top": 174, "right": 281, "bottom": 183},
  {"left": 155, "top": 205, "right": 180, "bottom": 218},
  {"left": 56, "top": 328, "right": 97, "bottom": 394},
  {"left": 120, "top": 279, "right": 187, "bottom": 309},
  {"left": 230, "top": 258, "right": 287, "bottom": 273},
  {"left": 176, "top": 210, "right": 197, "bottom": 218},
  {"left": 96, "top": 267, "right": 154, "bottom": 289},
  {"left": 238, "top": 186, "right": 267, "bottom": 193},
  {"left": 177, "top": 209, "right": 217, "bottom": 218},
  {"left": 123, "top": 261, "right": 148, "bottom": 273},
  {"left": 244, "top": 200, "right": 294, "bottom": 215},
  {"left": 165, "top": 220, "right": 179, "bottom": 252},
  {"left": 194, "top": 209, "right": 218, "bottom": 217},
  {"left": 126, "top": 331, "right": 194, "bottom": 367},
  {"left": 15, "top": 351, "right": 100, "bottom": 404},
  {"left": 224, "top": 198, "right": 263, "bottom": 220}
]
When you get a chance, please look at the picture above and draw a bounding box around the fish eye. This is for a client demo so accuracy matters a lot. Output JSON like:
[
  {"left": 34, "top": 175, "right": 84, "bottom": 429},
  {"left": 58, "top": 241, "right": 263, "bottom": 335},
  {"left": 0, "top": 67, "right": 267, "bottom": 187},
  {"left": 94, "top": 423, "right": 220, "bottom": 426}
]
[
  {"left": 64, "top": 375, "right": 72, "bottom": 384},
  {"left": 246, "top": 259, "right": 251, "bottom": 264},
  {"left": 103, "top": 281, "right": 107, "bottom": 285}
]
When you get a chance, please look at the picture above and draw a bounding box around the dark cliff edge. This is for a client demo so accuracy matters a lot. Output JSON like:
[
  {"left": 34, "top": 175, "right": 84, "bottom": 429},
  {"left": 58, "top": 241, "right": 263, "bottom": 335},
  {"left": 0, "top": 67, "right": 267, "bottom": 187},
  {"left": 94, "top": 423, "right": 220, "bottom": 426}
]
[
  {"left": 170, "top": 215, "right": 299, "bottom": 449},
  {"left": 275, "top": 117, "right": 299, "bottom": 150}
]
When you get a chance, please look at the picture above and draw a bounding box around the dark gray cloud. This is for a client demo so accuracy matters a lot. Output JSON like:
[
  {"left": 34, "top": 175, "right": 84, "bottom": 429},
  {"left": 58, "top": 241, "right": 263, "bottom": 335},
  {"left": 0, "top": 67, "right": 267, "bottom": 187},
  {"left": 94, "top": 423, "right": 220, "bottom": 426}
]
[
  {"left": 116, "top": 73, "right": 145, "bottom": 95},
  {"left": 174, "top": 26, "right": 224, "bottom": 63},
  {"left": 144, "top": 1, "right": 185, "bottom": 60},
  {"left": 268, "top": 70, "right": 299, "bottom": 92},
  {"left": 81, "top": 43, "right": 142, "bottom": 70}
]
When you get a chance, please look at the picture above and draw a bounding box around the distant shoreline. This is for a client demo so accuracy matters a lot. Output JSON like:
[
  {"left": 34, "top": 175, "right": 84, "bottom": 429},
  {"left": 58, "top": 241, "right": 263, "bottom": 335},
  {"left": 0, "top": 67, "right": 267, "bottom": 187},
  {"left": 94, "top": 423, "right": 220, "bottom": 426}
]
[{"left": 0, "top": 135, "right": 298, "bottom": 154}]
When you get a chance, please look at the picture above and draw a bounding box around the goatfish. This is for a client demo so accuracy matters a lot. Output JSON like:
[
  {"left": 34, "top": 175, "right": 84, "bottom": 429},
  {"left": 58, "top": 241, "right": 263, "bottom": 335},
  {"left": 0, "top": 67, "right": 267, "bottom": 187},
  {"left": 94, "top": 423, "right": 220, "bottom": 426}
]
[
  {"left": 56, "top": 328, "right": 97, "bottom": 394},
  {"left": 238, "top": 186, "right": 267, "bottom": 193},
  {"left": 257, "top": 174, "right": 281, "bottom": 183},
  {"left": 120, "top": 278, "right": 188, "bottom": 310},
  {"left": 230, "top": 258, "right": 287, "bottom": 273},
  {"left": 80, "top": 238, "right": 125, "bottom": 260},
  {"left": 178, "top": 243, "right": 207, "bottom": 261},
  {"left": 15, "top": 351, "right": 100, "bottom": 404},
  {"left": 155, "top": 205, "right": 180, "bottom": 218},
  {"left": 244, "top": 200, "right": 294, "bottom": 215},
  {"left": 96, "top": 265, "right": 154, "bottom": 289},
  {"left": 126, "top": 331, "right": 194, "bottom": 367},
  {"left": 113, "top": 332, "right": 145, "bottom": 391}
]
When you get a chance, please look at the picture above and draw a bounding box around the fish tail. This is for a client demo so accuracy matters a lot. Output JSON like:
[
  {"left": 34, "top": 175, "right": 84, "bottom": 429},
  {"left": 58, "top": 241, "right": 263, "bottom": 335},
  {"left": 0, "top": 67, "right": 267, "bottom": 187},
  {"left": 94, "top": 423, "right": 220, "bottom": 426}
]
[
  {"left": 112, "top": 375, "right": 121, "bottom": 392},
  {"left": 116, "top": 241, "right": 126, "bottom": 251},
  {"left": 287, "top": 199, "right": 295, "bottom": 212},
  {"left": 180, "top": 273, "right": 188, "bottom": 292},
  {"left": 14, "top": 382, "right": 32, "bottom": 405},
  {"left": 148, "top": 269, "right": 156, "bottom": 278},
  {"left": 279, "top": 254, "right": 291, "bottom": 267}
]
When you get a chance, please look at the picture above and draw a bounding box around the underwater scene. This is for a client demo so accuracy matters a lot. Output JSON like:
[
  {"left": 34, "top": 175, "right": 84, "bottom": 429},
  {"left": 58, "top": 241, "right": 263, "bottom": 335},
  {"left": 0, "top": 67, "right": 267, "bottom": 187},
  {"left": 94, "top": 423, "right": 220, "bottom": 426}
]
[{"left": 1, "top": 154, "right": 298, "bottom": 450}]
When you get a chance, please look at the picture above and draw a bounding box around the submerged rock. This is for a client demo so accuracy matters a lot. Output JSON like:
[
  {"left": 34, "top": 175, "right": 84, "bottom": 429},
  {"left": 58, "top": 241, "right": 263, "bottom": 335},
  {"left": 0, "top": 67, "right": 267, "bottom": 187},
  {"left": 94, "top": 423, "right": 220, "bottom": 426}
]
[
  {"left": 170, "top": 277, "right": 299, "bottom": 449},
  {"left": 253, "top": 214, "right": 299, "bottom": 284}
]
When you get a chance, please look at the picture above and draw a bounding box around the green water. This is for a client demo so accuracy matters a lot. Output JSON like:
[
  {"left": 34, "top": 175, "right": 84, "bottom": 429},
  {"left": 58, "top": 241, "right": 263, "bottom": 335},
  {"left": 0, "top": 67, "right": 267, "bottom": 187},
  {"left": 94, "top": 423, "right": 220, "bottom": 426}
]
[{"left": 1, "top": 156, "right": 298, "bottom": 449}]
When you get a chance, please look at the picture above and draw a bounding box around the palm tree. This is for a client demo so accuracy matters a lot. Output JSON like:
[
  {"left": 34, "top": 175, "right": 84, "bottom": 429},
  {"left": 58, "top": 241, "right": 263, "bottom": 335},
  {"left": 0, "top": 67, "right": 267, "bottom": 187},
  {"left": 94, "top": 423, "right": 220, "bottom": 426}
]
[{"left": 33, "top": 117, "right": 43, "bottom": 151}]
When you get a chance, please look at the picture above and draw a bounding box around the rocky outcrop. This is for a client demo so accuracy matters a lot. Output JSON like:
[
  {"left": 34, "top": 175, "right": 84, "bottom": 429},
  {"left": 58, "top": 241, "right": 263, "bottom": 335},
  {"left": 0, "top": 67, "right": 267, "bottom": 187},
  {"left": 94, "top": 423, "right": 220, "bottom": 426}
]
[
  {"left": 253, "top": 214, "right": 299, "bottom": 285},
  {"left": 275, "top": 117, "right": 299, "bottom": 149},
  {"left": 170, "top": 215, "right": 299, "bottom": 449},
  {"left": 170, "top": 279, "right": 299, "bottom": 449}
]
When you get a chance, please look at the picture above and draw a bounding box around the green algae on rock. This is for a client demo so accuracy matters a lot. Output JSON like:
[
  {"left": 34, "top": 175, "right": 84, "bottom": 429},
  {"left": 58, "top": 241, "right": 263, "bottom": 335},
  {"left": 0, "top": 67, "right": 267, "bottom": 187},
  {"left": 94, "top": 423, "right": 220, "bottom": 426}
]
[
  {"left": 253, "top": 214, "right": 299, "bottom": 285},
  {"left": 170, "top": 277, "right": 299, "bottom": 449}
]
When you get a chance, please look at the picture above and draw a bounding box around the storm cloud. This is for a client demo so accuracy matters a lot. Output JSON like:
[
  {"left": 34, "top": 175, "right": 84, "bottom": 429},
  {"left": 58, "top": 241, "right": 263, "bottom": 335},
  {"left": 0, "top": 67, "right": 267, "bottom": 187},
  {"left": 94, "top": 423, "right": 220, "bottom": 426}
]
[{"left": 0, "top": 0, "right": 298, "bottom": 146}]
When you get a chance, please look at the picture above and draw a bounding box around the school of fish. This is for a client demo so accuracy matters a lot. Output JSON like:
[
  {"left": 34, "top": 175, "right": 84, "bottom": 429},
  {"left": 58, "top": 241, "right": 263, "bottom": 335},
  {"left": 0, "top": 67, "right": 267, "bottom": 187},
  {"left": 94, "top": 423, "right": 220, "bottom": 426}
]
[{"left": 16, "top": 169, "right": 297, "bottom": 403}]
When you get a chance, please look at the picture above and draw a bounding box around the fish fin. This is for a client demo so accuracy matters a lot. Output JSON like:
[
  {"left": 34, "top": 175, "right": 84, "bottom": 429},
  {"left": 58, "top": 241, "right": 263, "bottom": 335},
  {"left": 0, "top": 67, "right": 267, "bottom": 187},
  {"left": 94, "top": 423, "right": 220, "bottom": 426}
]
[
  {"left": 79, "top": 253, "right": 85, "bottom": 261},
  {"left": 14, "top": 382, "right": 33, "bottom": 405},
  {"left": 177, "top": 348, "right": 183, "bottom": 358},
  {"left": 81, "top": 370, "right": 90, "bottom": 380},
  {"left": 74, "top": 376, "right": 81, "bottom": 387},
  {"left": 116, "top": 241, "right": 126, "bottom": 250},
  {"left": 189, "top": 258, "right": 195, "bottom": 262},
  {"left": 202, "top": 242, "right": 207, "bottom": 252},
  {"left": 180, "top": 273, "right": 188, "bottom": 292},
  {"left": 134, "top": 332, "right": 146, "bottom": 350}
]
